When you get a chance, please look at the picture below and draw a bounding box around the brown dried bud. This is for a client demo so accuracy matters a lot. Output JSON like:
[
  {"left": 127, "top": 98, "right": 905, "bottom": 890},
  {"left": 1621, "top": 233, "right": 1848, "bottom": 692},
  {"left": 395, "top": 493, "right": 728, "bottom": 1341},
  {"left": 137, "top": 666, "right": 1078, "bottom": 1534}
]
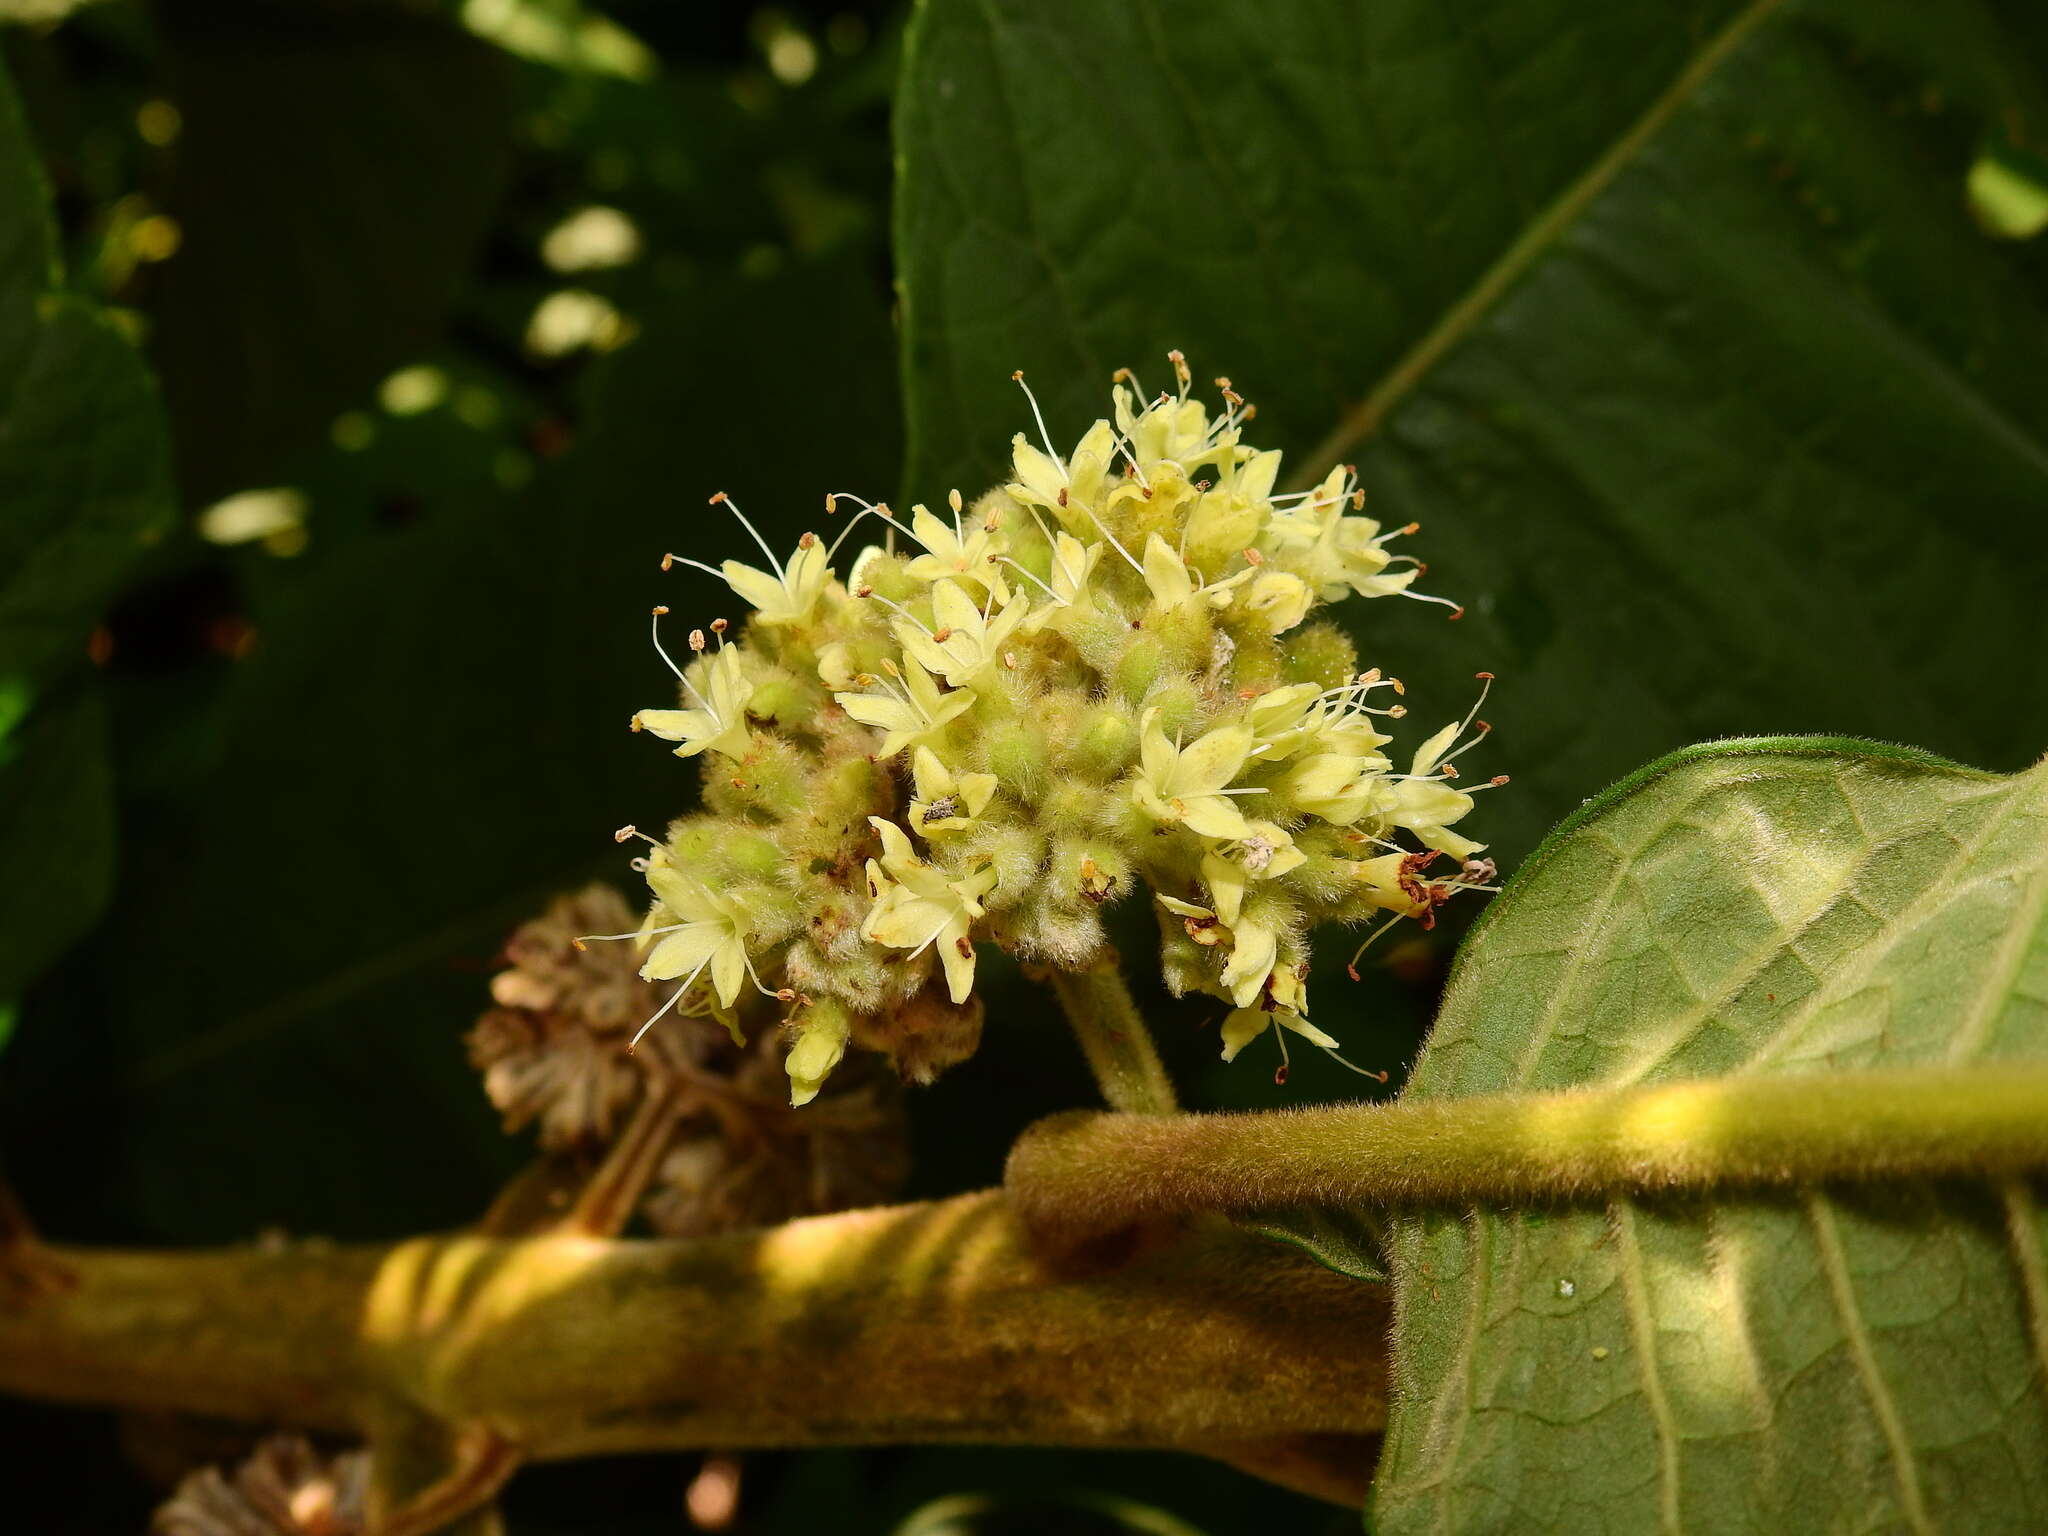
[
  {"left": 851, "top": 982, "right": 985, "bottom": 1086},
  {"left": 153, "top": 1434, "right": 368, "bottom": 1536}
]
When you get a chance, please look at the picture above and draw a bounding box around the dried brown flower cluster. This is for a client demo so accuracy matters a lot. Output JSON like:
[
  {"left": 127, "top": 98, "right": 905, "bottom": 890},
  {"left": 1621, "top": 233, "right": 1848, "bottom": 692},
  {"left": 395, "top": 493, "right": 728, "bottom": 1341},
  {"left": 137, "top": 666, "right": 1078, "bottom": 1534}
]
[
  {"left": 153, "top": 1435, "right": 367, "bottom": 1536},
  {"left": 468, "top": 885, "right": 907, "bottom": 1233}
]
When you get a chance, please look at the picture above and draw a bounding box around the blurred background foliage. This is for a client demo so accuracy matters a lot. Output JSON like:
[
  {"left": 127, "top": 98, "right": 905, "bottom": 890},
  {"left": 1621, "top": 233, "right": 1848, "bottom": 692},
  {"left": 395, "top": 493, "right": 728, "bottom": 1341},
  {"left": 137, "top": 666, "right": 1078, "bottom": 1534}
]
[
  {"left": 2, "top": 0, "right": 2045, "bottom": 1530},
  {"left": 0, "top": 0, "right": 1350, "bottom": 1530}
]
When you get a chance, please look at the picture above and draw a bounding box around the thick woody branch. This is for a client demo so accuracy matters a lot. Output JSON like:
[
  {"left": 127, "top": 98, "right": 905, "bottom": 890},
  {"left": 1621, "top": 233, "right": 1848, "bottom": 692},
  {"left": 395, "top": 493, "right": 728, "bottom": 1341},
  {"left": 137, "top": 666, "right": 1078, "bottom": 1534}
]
[{"left": 0, "top": 1192, "right": 1388, "bottom": 1472}]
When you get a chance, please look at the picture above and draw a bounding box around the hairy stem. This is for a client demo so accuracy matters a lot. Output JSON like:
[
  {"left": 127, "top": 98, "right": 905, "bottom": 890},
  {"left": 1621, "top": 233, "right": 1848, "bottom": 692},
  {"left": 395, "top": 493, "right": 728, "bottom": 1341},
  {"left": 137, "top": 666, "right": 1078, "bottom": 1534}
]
[
  {"left": 1048, "top": 963, "right": 1178, "bottom": 1114},
  {"left": 1007, "top": 1064, "right": 2048, "bottom": 1251},
  {"left": 0, "top": 1193, "right": 1387, "bottom": 1473}
]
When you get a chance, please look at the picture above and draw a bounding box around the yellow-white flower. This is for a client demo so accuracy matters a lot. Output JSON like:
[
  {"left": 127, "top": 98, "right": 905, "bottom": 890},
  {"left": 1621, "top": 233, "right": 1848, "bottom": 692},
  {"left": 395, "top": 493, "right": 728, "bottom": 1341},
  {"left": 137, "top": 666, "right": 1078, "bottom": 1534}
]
[
  {"left": 785, "top": 1004, "right": 850, "bottom": 1107},
  {"left": 907, "top": 745, "right": 997, "bottom": 836},
  {"left": 1006, "top": 420, "right": 1119, "bottom": 533},
  {"left": 634, "top": 645, "right": 754, "bottom": 762},
  {"left": 1240, "top": 569, "right": 1313, "bottom": 635},
  {"left": 1267, "top": 467, "right": 1416, "bottom": 603},
  {"left": 640, "top": 866, "right": 754, "bottom": 1009},
  {"left": 893, "top": 579, "right": 1028, "bottom": 688},
  {"left": 835, "top": 653, "right": 976, "bottom": 759},
  {"left": 902, "top": 502, "right": 1010, "bottom": 603},
  {"left": 1157, "top": 892, "right": 1279, "bottom": 1008},
  {"left": 717, "top": 531, "right": 834, "bottom": 626},
  {"left": 1021, "top": 530, "right": 1104, "bottom": 632},
  {"left": 1141, "top": 532, "right": 1254, "bottom": 618},
  {"left": 1200, "top": 820, "right": 1306, "bottom": 926},
  {"left": 1281, "top": 749, "right": 1386, "bottom": 826},
  {"left": 1130, "top": 709, "right": 1257, "bottom": 838},
  {"left": 1375, "top": 721, "right": 1484, "bottom": 858},
  {"left": 860, "top": 818, "right": 997, "bottom": 1002},
  {"left": 1220, "top": 1004, "right": 1337, "bottom": 1062}
]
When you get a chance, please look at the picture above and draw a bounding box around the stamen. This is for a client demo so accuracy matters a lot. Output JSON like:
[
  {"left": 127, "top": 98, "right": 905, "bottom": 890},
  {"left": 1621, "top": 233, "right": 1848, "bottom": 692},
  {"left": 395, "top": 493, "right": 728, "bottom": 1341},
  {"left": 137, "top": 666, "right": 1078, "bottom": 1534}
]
[
  {"left": 649, "top": 607, "right": 684, "bottom": 679},
  {"left": 1075, "top": 500, "right": 1144, "bottom": 574},
  {"left": 1012, "top": 370, "right": 1066, "bottom": 474},
  {"left": 1272, "top": 1014, "right": 1292, "bottom": 1087},
  {"left": 1345, "top": 912, "right": 1406, "bottom": 980},
  {"left": 1322, "top": 1048, "right": 1390, "bottom": 1084},
  {"left": 708, "top": 491, "right": 784, "bottom": 579},
  {"left": 861, "top": 588, "right": 937, "bottom": 634},
  {"left": 1167, "top": 348, "right": 1192, "bottom": 399},
  {"left": 823, "top": 494, "right": 921, "bottom": 562},
  {"left": 1397, "top": 588, "right": 1464, "bottom": 618},
  {"left": 627, "top": 963, "right": 704, "bottom": 1051},
  {"left": 663, "top": 553, "right": 729, "bottom": 582},
  {"left": 578, "top": 920, "right": 689, "bottom": 944},
  {"left": 998, "top": 556, "right": 1061, "bottom": 600}
]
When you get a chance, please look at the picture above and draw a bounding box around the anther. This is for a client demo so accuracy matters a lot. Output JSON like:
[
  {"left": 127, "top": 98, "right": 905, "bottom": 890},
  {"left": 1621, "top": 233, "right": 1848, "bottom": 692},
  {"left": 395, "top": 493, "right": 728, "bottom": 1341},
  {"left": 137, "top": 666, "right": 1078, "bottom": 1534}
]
[
  {"left": 614, "top": 824, "right": 637, "bottom": 843},
  {"left": 949, "top": 488, "right": 963, "bottom": 513},
  {"left": 1448, "top": 606, "right": 1464, "bottom": 621},
  {"left": 660, "top": 552, "right": 676, "bottom": 571},
  {"left": 709, "top": 491, "right": 728, "bottom": 505},
  {"left": 798, "top": 531, "right": 817, "bottom": 548},
  {"left": 775, "top": 987, "right": 797, "bottom": 1003},
  {"left": 1242, "top": 547, "right": 1264, "bottom": 565},
  {"left": 652, "top": 605, "right": 670, "bottom": 616},
  {"left": 825, "top": 493, "right": 839, "bottom": 513},
  {"left": 688, "top": 629, "right": 706, "bottom": 652},
  {"left": 710, "top": 617, "right": 729, "bottom": 635}
]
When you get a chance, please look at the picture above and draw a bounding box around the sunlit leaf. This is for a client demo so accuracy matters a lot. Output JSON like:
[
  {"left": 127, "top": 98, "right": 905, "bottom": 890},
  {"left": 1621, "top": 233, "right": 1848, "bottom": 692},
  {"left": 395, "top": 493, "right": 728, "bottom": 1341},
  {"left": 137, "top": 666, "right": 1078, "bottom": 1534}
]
[{"left": 1377, "top": 739, "right": 2048, "bottom": 1531}]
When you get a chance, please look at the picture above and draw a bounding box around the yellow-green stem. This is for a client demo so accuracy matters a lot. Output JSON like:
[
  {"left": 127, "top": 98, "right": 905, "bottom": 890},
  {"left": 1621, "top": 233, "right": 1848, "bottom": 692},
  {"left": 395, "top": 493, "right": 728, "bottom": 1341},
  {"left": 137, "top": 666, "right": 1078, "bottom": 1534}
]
[
  {"left": 1007, "top": 1064, "right": 2048, "bottom": 1252},
  {"left": 1048, "top": 964, "right": 1178, "bottom": 1115}
]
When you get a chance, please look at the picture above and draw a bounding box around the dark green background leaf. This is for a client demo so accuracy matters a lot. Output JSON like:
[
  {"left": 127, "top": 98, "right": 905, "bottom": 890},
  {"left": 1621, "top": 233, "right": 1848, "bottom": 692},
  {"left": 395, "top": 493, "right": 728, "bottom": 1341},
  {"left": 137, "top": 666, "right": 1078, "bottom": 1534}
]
[
  {"left": 0, "top": 59, "right": 172, "bottom": 1006},
  {"left": 895, "top": 0, "right": 2048, "bottom": 882},
  {"left": 1379, "top": 740, "right": 2048, "bottom": 1531}
]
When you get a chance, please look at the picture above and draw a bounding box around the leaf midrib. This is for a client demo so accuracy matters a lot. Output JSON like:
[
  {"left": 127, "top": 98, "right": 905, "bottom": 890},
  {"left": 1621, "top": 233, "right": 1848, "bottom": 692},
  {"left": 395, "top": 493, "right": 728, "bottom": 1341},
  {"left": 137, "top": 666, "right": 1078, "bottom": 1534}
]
[{"left": 1289, "top": 0, "right": 1789, "bottom": 490}]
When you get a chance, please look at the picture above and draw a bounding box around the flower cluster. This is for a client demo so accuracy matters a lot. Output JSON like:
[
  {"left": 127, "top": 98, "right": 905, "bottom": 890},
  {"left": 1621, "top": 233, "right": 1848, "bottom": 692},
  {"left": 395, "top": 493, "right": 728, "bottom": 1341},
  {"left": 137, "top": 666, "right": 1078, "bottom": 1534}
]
[{"left": 611, "top": 355, "right": 1501, "bottom": 1101}]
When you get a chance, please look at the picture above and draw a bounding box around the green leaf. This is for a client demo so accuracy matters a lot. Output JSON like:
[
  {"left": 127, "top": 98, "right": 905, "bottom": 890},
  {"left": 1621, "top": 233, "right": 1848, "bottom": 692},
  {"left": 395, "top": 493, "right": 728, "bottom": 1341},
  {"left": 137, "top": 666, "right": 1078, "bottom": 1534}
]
[
  {"left": 0, "top": 58, "right": 173, "bottom": 1007},
  {"left": 894, "top": 0, "right": 2048, "bottom": 876},
  {"left": 1239, "top": 1205, "right": 1390, "bottom": 1285},
  {"left": 1377, "top": 740, "right": 2048, "bottom": 1532}
]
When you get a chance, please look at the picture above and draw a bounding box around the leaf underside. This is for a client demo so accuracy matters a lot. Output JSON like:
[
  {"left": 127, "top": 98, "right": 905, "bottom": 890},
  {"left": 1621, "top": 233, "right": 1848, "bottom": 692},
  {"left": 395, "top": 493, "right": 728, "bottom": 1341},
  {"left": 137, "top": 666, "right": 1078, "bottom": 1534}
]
[{"left": 1378, "top": 742, "right": 2048, "bottom": 1533}]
